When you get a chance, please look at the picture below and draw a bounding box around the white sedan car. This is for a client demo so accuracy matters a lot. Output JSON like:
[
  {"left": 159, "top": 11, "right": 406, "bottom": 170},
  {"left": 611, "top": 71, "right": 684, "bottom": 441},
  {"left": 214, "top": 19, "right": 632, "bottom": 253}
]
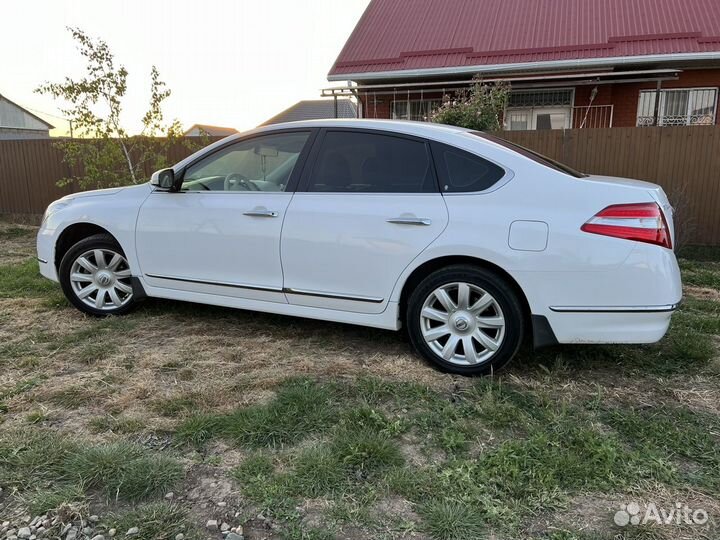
[{"left": 37, "top": 119, "right": 682, "bottom": 375}]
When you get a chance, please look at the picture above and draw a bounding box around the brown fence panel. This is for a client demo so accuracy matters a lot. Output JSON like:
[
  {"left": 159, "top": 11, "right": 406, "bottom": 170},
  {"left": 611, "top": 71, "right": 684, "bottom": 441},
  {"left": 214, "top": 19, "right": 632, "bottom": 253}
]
[
  {"left": 0, "top": 137, "right": 216, "bottom": 218},
  {"left": 1, "top": 130, "right": 719, "bottom": 244}
]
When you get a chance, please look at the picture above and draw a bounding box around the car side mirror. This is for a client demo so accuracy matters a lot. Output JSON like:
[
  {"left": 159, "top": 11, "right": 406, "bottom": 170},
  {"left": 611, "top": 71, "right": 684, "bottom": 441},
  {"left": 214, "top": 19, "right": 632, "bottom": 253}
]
[{"left": 150, "top": 168, "right": 175, "bottom": 189}]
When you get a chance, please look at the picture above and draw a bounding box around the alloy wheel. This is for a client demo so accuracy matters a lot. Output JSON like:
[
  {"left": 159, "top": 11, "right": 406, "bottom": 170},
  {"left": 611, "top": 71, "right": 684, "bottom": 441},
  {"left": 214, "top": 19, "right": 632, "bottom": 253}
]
[
  {"left": 69, "top": 248, "right": 133, "bottom": 310},
  {"left": 419, "top": 282, "right": 506, "bottom": 366}
]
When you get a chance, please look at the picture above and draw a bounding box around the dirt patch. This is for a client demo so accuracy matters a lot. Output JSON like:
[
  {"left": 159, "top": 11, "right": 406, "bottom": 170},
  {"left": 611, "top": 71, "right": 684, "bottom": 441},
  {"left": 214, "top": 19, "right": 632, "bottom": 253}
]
[
  {"left": 0, "top": 220, "right": 37, "bottom": 265},
  {"left": 685, "top": 286, "right": 720, "bottom": 302}
]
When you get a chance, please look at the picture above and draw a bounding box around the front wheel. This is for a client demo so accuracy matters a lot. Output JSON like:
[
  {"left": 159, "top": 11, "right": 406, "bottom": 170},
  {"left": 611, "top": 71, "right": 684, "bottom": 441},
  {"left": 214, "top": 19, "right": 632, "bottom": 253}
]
[
  {"left": 59, "top": 234, "right": 137, "bottom": 316},
  {"left": 406, "top": 265, "right": 524, "bottom": 375}
]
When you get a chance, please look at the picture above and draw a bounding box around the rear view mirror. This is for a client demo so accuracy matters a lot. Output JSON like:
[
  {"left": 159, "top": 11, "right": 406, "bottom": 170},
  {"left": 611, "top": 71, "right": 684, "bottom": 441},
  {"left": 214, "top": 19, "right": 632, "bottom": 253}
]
[
  {"left": 150, "top": 168, "right": 175, "bottom": 189},
  {"left": 255, "top": 146, "right": 279, "bottom": 158}
]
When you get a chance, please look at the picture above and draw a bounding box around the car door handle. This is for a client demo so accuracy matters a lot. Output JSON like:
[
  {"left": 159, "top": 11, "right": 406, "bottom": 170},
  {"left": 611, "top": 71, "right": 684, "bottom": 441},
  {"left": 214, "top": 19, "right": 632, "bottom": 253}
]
[
  {"left": 243, "top": 210, "right": 278, "bottom": 218},
  {"left": 386, "top": 217, "right": 432, "bottom": 226}
]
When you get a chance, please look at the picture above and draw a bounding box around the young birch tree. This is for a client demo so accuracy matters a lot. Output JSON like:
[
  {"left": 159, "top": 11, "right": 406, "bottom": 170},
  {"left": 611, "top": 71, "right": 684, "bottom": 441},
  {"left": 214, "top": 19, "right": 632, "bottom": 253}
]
[{"left": 37, "top": 27, "right": 194, "bottom": 190}]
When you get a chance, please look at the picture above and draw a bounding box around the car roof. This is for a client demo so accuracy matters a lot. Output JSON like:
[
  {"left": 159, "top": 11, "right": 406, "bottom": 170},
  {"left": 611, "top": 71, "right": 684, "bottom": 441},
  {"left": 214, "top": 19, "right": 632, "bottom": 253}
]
[
  {"left": 252, "top": 118, "right": 475, "bottom": 140},
  {"left": 174, "top": 119, "right": 514, "bottom": 172}
]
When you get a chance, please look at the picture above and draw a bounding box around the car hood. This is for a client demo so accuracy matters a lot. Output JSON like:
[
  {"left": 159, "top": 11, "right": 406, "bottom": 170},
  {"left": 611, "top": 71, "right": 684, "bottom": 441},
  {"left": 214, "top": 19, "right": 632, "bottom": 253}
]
[{"left": 59, "top": 183, "right": 150, "bottom": 202}]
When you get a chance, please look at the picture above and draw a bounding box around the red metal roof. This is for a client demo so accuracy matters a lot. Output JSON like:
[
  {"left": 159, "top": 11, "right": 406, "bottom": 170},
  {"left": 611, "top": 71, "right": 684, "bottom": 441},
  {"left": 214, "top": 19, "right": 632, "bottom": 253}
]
[{"left": 329, "top": 0, "right": 720, "bottom": 79}]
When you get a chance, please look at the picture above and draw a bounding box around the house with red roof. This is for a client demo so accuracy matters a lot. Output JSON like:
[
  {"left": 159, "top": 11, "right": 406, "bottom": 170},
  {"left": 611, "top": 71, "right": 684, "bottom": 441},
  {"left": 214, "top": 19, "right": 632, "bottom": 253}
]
[{"left": 325, "top": 0, "right": 720, "bottom": 130}]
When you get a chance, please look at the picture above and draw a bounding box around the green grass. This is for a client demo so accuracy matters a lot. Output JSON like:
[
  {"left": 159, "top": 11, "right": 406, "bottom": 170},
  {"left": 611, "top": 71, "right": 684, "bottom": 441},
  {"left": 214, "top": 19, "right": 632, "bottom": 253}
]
[
  {"left": 103, "top": 503, "right": 199, "bottom": 540},
  {"left": 88, "top": 414, "right": 145, "bottom": 434},
  {"left": 603, "top": 404, "right": 720, "bottom": 491},
  {"left": 153, "top": 393, "right": 202, "bottom": 417},
  {"left": 64, "top": 442, "right": 182, "bottom": 501},
  {"left": 24, "top": 484, "right": 86, "bottom": 515},
  {"left": 0, "top": 377, "right": 43, "bottom": 401},
  {"left": 419, "top": 500, "right": 488, "bottom": 540},
  {"left": 176, "top": 378, "right": 335, "bottom": 447},
  {"left": 678, "top": 259, "right": 720, "bottom": 289},
  {"left": 213, "top": 378, "right": 682, "bottom": 535},
  {"left": 0, "top": 258, "right": 63, "bottom": 299},
  {"left": 0, "top": 430, "right": 182, "bottom": 504}
]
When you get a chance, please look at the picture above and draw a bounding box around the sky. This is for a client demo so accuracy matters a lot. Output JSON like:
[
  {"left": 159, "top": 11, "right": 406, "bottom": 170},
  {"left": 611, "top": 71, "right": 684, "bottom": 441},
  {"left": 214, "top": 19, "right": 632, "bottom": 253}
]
[{"left": 1, "top": 0, "right": 370, "bottom": 136}]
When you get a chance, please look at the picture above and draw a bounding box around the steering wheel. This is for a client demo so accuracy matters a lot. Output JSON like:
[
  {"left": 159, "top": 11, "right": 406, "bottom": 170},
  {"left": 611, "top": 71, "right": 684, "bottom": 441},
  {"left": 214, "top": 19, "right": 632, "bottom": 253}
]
[{"left": 224, "top": 173, "right": 259, "bottom": 191}]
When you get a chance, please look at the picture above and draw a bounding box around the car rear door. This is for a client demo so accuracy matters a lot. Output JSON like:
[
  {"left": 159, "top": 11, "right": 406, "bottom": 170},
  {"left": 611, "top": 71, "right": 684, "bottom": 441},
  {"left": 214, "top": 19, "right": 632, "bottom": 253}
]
[{"left": 280, "top": 128, "right": 448, "bottom": 314}]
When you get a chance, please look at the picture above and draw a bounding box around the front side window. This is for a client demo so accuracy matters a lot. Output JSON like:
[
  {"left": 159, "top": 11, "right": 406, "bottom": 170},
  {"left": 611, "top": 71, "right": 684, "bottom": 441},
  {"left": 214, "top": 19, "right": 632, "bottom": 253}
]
[
  {"left": 432, "top": 143, "right": 506, "bottom": 192},
  {"left": 637, "top": 88, "right": 718, "bottom": 126},
  {"left": 308, "top": 131, "right": 435, "bottom": 193},
  {"left": 181, "top": 131, "right": 310, "bottom": 192}
]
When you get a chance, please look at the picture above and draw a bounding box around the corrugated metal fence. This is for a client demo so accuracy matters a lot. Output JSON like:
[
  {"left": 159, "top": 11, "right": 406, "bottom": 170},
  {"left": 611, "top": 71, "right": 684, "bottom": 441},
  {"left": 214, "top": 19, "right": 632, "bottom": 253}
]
[{"left": 0, "top": 128, "right": 719, "bottom": 244}]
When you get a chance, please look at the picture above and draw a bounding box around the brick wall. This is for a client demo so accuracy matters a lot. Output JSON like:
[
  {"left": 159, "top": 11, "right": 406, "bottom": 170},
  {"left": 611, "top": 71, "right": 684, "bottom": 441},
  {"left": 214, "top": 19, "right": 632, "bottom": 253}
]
[
  {"left": 358, "top": 69, "right": 720, "bottom": 128},
  {"left": 610, "top": 69, "right": 720, "bottom": 127}
]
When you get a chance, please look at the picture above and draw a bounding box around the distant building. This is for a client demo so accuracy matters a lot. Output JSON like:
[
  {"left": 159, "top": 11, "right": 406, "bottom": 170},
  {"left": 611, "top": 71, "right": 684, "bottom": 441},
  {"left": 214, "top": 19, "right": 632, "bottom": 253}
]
[
  {"left": 0, "top": 94, "right": 53, "bottom": 139},
  {"left": 261, "top": 99, "right": 357, "bottom": 126},
  {"left": 184, "top": 124, "right": 238, "bottom": 137}
]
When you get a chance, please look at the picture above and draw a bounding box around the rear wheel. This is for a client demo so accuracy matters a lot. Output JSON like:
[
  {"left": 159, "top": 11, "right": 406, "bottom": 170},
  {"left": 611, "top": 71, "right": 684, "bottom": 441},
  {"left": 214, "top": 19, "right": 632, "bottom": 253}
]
[
  {"left": 59, "top": 234, "right": 136, "bottom": 316},
  {"left": 406, "top": 265, "right": 524, "bottom": 375}
]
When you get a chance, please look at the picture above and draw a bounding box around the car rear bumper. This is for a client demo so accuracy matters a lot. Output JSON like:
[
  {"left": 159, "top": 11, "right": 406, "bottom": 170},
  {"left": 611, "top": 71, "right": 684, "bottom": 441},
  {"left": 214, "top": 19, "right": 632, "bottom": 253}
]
[
  {"left": 539, "top": 306, "right": 676, "bottom": 345},
  {"left": 521, "top": 243, "right": 682, "bottom": 346}
]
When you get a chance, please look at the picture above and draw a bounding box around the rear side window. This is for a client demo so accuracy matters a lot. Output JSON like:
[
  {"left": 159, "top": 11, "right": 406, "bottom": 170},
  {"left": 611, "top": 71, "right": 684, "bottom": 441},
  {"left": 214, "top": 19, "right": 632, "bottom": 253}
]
[
  {"left": 431, "top": 142, "right": 506, "bottom": 193},
  {"left": 308, "top": 131, "right": 436, "bottom": 193},
  {"left": 471, "top": 131, "right": 587, "bottom": 178}
]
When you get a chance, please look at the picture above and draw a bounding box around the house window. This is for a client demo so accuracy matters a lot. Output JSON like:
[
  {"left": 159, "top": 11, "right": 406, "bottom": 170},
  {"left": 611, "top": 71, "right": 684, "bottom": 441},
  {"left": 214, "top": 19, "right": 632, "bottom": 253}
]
[
  {"left": 637, "top": 88, "right": 718, "bottom": 126},
  {"left": 505, "top": 89, "right": 574, "bottom": 131},
  {"left": 391, "top": 100, "right": 441, "bottom": 122}
]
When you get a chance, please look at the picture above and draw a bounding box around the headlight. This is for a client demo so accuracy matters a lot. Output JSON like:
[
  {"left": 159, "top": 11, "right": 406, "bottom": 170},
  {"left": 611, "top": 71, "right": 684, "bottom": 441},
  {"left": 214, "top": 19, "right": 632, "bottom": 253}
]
[{"left": 42, "top": 199, "right": 72, "bottom": 224}]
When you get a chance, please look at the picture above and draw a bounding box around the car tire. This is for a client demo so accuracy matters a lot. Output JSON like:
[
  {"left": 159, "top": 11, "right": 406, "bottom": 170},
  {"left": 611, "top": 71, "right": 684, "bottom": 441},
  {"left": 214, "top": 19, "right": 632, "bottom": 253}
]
[
  {"left": 59, "top": 233, "right": 137, "bottom": 317},
  {"left": 406, "top": 265, "right": 524, "bottom": 375}
]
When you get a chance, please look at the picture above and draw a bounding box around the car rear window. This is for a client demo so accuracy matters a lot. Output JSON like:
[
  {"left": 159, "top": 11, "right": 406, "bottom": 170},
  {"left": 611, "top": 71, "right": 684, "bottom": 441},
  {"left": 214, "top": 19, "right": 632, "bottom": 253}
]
[{"left": 471, "top": 131, "right": 587, "bottom": 178}]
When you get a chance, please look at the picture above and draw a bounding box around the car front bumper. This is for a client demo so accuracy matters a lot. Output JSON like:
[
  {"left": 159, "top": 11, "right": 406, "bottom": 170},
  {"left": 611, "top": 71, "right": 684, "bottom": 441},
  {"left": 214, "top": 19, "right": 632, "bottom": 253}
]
[{"left": 36, "top": 227, "right": 58, "bottom": 282}]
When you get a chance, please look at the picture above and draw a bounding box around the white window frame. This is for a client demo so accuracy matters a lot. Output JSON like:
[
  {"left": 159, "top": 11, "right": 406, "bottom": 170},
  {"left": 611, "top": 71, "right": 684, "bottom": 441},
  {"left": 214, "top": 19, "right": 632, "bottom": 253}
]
[
  {"left": 391, "top": 99, "right": 442, "bottom": 122},
  {"left": 504, "top": 87, "right": 575, "bottom": 131},
  {"left": 636, "top": 87, "right": 719, "bottom": 127}
]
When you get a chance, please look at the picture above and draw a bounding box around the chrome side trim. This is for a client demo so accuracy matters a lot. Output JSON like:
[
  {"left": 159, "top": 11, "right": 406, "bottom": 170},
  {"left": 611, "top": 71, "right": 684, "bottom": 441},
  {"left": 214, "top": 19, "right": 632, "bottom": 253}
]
[
  {"left": 37, "top": 257, "right": 48, "bottom": 264},
  {"left": 284, "top": 287, "right": 384, "bottom": 304},
  {"left": 145, "top": 274, "right": 282, "bottom": 293},
  {"left": 144, "top": 274, "right": 385, "bottom": 303},
  {"left": 549, "top": 303, "right": 681, "bottom": 313}
]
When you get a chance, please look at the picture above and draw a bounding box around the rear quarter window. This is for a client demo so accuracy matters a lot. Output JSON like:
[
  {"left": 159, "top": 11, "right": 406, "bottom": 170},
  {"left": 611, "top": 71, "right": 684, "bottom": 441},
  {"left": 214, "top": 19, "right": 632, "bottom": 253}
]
[{"left": 431, "top": 142, "right": 506, "bottom": 193}]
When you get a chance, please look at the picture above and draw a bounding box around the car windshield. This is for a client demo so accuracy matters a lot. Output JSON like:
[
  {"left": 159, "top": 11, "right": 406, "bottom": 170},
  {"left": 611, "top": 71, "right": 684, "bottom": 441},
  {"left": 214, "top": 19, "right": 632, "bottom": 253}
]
[{"left": 471, "top": 131, "right": 587, "bottom": 178}]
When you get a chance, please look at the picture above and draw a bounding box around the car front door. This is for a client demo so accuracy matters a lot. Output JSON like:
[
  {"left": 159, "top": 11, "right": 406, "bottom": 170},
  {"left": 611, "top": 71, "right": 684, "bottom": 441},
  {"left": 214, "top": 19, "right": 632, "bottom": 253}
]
[
  {"left": 280, "top": 129, "right": 449, "bottom": 314},
  {"left": 135, "top": 130, "right": 313, "bottom": 302}
]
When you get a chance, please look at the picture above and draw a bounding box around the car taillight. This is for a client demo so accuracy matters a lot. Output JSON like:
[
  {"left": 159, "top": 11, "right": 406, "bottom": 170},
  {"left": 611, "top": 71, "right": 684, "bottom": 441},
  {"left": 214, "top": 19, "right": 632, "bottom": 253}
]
[{"left": 581, "top": 202, "right": 672, "bottom": 249}]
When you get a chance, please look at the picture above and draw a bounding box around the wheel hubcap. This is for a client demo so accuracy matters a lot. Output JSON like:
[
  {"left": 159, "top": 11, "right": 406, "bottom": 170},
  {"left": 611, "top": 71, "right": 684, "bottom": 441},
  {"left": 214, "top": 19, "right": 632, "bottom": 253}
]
[
  {"left": 69, "top": 248, "right": 133, "bottom": 311},
  {"left": 420, "top": 282, "right": 505, "bottom": 366}
]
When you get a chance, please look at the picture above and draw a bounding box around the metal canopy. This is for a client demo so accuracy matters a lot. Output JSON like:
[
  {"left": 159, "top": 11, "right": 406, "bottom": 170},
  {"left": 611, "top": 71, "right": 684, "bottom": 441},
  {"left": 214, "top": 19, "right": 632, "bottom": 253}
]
[{"left": 321, "top": 68, "right": 681, "bottom": 97}]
